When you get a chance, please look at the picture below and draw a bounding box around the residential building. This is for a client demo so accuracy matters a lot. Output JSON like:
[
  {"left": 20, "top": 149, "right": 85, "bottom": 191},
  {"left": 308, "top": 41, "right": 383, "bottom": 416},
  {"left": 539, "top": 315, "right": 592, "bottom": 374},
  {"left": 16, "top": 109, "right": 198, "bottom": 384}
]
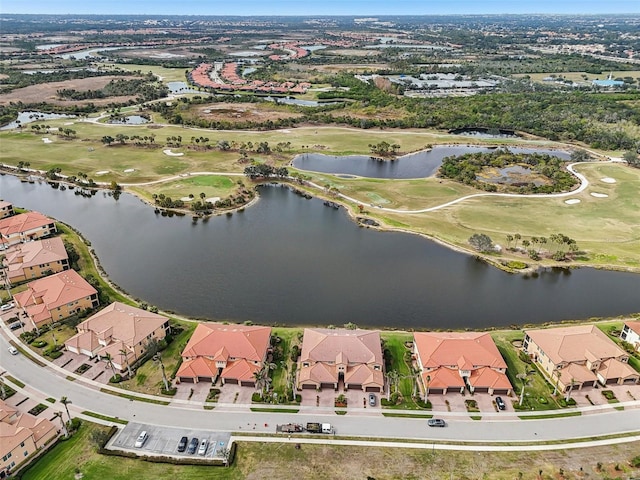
[
  {"left": 2, "top": 238, "right": 69, "bottom": 284},
  {"left": 524, "top": 325, "right": 639, "bottom": 392},
  {"left": 0, "top": 201, "right": 13, "bottom": 220},
  {"left": 620, "top": 321, "right": 640, "bottom": 352},
  {"left": 14, "top": 270, "right": 99, "bottom": 328},
  {"left": 176, "top": 323, "right": 271, "bottom": 386},
  {"left": 413, "top": 332, "right": 512, "bottom": 396},
  {"left": 0, "top": 400, "right": 58, "bottom": 478},
  {"left": 65, "top": 302, "right": 170, "bottom": 371},
  {"left": 0, "top": 212, "right": 57, "bottom": 248},
  {"left": 297, "top": 328, "right": 384, "bottom": 392}
]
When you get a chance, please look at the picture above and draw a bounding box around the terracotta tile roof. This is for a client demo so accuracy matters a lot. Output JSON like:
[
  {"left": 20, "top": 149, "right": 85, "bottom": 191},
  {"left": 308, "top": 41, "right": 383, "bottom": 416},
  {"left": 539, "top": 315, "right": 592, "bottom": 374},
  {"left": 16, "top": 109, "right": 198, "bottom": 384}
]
[
  {"left": 468, "top": 366, "right": 512, "bottom": 390},
  {"left": 598, "top": 358, "right": 639, "bottom": 380},
  {"left": 75, "top": 302, "right": 167, "bottom": 348},
  {"left": 0, "top": 422, "right": 32, "bottom": 456},
  {"left": 300, "top": 328, "right": 383, "bottom": 365},
  {"left": 344, "top": 363, "right": 384, "bottom": 387},
  {"left": 298, "top": 362, "right": 337, "bottom": 384},
  {"left": 14, "top": 269, "right": 96, "bottom": 314},
  {"left": 181, "top": 323, "right": 271, "bottom": 362},
  {"left": 422, "top": 367, "right": 465, "bottom": 390},
  {"left": 176, "top": 356, "right": 218, "bottom": 379},
  {"left": 558, "top": 363, "right": 597, "bottom": 385},
  {"left": 525, "top": 325, "right": 627, "bottom": 365},
  {"left": 5, "top": 237, "right": 68, "bottom": 280},
  {"left": 222, "top": 359, "right": 260, "bottom": 383},
  {"left": 14, "top": 414, "right": 56, "bottom": 445},
  {"left": 65, "top": 330, "right": 101, "bottom": 354},
  {"left": 414, "top": 332, "right": 507, "bottom": 370},
  {"left": 0, "top": 400, "right": 18, "bottom": 423},
  {"left": 0, "top": 211, "right": 54, "bottom": 236}
]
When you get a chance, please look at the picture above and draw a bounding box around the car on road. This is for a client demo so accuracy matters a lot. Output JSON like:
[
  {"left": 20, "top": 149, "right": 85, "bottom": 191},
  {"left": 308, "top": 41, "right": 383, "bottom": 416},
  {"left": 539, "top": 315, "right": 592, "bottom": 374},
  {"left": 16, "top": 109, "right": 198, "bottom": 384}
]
[
  {"left": 8, "top": 346, "right": 18, "bottom": 355},
  {"left": 1, "top": 303, "right": 14, "bottom": 311},
  {"left": 187, "top": 437, "right": 199, "bottom": 454},
  {"left": 197, "top": 438, "right": 208, "bottom": 456},
  {"left": 368, "top": 393, "right": 376, "bottom": 407},
  {"left": 495, "top": 396, "right": 506, "bottom": 410},
  {"left": 134, "top": 431, "right": 148, "bottom": 448},
  {"left": 9, "top": 322, "right": 24, "bottom": 331},
  {"left": 177, "top": 436, "right": 188, "bottom": 452},
  {"left": 427, "top": 418, "right": 446, "bottom": 427}
]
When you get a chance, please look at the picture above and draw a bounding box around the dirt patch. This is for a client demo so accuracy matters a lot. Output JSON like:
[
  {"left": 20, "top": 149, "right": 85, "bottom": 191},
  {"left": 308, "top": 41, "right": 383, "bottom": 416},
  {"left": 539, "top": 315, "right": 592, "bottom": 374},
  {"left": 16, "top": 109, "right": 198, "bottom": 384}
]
[
  {"left": 308, "top": 63, "right": 390, "bottom": 73},
  {"left": 0, "top": 75, "right": 143, "bottom": 106},
  {"left": 194, "top": 103, "right": 304, "bottom": 123}
]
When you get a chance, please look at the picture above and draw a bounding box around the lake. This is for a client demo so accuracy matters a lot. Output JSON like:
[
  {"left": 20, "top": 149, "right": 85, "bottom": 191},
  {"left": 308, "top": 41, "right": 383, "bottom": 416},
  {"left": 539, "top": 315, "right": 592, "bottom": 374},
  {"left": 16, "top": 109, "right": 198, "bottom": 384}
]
[
  {"left": 1, "top": 174, "right": 638, "bottom": 329},
  {"left": 292, "top": 146, "right": 571, "bottom": 179}
]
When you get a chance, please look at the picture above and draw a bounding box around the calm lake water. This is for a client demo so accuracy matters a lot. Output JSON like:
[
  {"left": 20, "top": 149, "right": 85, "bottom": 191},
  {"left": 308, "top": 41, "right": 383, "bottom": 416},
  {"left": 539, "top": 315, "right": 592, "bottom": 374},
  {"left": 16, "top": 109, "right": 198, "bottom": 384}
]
[
  {"left": 292, "top": 146, "right": 571, "bottom": 179},
  {"left": 1, "top": 174, "right": 638, "bottom": 329}
]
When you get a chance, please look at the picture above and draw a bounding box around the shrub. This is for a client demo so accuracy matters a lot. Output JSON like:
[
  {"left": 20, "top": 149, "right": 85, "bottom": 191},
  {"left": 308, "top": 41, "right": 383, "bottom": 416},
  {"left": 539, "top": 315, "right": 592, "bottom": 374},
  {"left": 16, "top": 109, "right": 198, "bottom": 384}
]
[
  {"left": 602, "top": 390, "right": 616, "bottom": 400},
  {"left": 32, "top": 340, "right": 48, "bottom": 348},
  {"left": 109, "top": 374, "right": 123, "bottom": 384},
  {"left": 252, "top": 392, "right": 263, "bottom": 403},
  {"left": 49, "top": 350, "right": 63, "bottom": 359},
  {"left": 631, "top": 455, "right": 640, "bottom": 467},
  {"left": 68, "top": 418, "right": 82, "bottom": 432},
  {"left": 415, "top": 398, "right": 431, "bottom": 409},
  {"left": 161, "top": 387, "right": 177, "bottom": 396}
]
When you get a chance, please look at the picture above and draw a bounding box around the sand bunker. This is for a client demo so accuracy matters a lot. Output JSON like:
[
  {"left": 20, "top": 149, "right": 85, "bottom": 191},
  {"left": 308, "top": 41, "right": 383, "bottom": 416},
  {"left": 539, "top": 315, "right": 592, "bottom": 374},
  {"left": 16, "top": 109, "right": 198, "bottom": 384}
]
[
  {"left": 42, "top": 137, "right": 52, "bottom": 144},
  {"left": 95, "top": 170, "right": 109, "bottom": 175},
  {"left": 123, "top": 169, "right": 135, "bottom": 173},
  {"left": 180, "top": 197, "right": 193, "bottom": 202},
  {"left": 591, "top": 192, "right": 609, "bottom": 198},
  {"left": 601, "top": 177, "right": 616, "bottom": 184},
  {"left": 564, "top": 199, "right": 581, "bottom": 205},
  {"left": 207, "top": 197, "right": 220, "bottom": 203},
  {"left": 163, "top": 149, "right": 184, "bottom": 157}
]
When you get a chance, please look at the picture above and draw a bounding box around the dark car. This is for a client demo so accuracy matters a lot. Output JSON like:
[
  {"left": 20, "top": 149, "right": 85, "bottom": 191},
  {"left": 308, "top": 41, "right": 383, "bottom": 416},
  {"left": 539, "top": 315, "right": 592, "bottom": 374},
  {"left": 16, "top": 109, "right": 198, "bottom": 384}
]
[
  {"left": 9, "top": 322, "right": 24, "bottom": 331},
  {"left": 177, "top": 436, "right": 188, "bottom": 452},
  {"left": 427, "top": 418, "right": 446, "bottom": 427},
  {"left": 187, "top": 437, "right": 199, "bottom": 454},
  {"left": 495, "top": 396, "right": 506, "bottom": 410},
  {"left": 368, "top": 393, "right": 376, "bottom": 407}
]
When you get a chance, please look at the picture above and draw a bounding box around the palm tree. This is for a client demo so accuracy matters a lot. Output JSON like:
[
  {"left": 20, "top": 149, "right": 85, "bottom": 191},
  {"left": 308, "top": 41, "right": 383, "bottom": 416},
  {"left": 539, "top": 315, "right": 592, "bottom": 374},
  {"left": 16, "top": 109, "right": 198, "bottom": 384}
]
[
  {"left": 103, "top": 353, "right": 118, "bottom": 381},
  {"left": 253, "top": 368, "right": 267, "bottom": 395},
  {"left": 153, "top": 354, "right": 169, "bottom": 391},
  {"left": 538, "top": 237, "right": 547, "bottom": 254},
  {"left": 424, "top": 374, "right": 431, "bottom": 404},
  {"left": 119, "top": 347, "right": 133, "bottom": 379},
  {"left": 53, "top": 411, "right": 68, "bottom": 438},
  {"left": 505, "top": 234, "right": 514, "bottom": 249},
  {"left": 199, "top": 192, "right": 206, "bottom": 204},
  {"left": 514, "top": 233, "right": 521, "bottom": 249},
  {"left": 60, "top": 396, "right": 72, "bottom": 423},
  {"left": 565, "top": 378, "right": 576, "bottom": 403}
]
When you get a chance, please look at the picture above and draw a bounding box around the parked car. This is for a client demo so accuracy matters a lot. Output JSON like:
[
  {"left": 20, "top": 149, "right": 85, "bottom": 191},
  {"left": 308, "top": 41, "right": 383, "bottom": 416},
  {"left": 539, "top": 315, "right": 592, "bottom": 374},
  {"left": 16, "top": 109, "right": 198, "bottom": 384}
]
[
  {"left": 495, "top": 396, "right": 506, "bottom": 411},
  {"left": 1, "top": 303, "right": 14, "bottom": 311},
  {"left": 9, "top": 322, "right": 24, "bottom": 331},
  {"left": 427, "top": 418, "right": 446, "bottom": 427},
  {"left": 368, "top": 393, "right": 376, "bottom": 407},
  {"left": 187, "top": 437, "right": 199, "bottom": 454},
  {"left": 197, "top": 438, "right": 209, "bottom": 456},
  {"left": 134, "top": 431, "right": 148, "bottom": 448},
  {"left": 8, "top": 346, "right": 18, "bottom": 355},
  {"left": 177, "top": 436, "right": 188, "bottom": 452}
]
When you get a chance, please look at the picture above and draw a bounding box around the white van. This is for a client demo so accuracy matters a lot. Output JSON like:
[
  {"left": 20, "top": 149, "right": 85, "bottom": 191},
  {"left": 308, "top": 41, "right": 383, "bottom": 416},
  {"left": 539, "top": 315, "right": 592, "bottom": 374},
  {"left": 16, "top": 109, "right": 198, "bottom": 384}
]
[
  {"left": 134, "top": 431, "right": 148, "bottom": 448},
  {"left": 197, "top": 438, "right": 208, "bottom": 456}
]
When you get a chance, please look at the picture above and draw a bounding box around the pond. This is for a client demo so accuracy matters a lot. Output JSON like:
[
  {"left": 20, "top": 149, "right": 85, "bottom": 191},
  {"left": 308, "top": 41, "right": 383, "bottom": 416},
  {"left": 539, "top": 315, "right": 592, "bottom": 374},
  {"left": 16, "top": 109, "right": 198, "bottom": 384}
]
[
  {"left": 166, "top": 82, "right": 200, "bottom": 94},
  {"left": 1, "top": 174, "right": 638, "bottom": 329},
  {"left": 449, "top": 127, "right": 519, "bottom": 139},
  {"left": 107, "top": 115, "right": 149, "bottom": 125},
  {"left": 0, "top": 111, "right": 76, "bottom": 131},
  {"left": 292, "top": 146, "right": 570, "bottom": 179}
]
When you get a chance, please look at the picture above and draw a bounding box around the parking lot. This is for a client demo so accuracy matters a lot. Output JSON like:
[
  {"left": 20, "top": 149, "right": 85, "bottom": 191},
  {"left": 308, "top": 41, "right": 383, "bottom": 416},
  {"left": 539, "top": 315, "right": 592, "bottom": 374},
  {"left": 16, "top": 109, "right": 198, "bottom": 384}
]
[{"left": 108, "top": 422, "right": 232, "bottom": 460}]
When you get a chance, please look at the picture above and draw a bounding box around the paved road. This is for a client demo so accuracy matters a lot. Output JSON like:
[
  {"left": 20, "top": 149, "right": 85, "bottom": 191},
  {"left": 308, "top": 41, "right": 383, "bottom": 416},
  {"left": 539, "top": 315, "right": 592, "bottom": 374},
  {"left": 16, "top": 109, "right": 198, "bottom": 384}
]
[{"left": 2, "top": 334, "right": 639, "bottom": 448}]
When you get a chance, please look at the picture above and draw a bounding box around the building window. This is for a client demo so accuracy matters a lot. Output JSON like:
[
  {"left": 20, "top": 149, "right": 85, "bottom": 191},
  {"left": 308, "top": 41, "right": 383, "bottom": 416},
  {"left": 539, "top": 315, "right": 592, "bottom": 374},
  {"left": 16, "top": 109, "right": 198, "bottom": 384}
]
[{"left": 20, "top": 442, "right": 25, "bottom": 447}]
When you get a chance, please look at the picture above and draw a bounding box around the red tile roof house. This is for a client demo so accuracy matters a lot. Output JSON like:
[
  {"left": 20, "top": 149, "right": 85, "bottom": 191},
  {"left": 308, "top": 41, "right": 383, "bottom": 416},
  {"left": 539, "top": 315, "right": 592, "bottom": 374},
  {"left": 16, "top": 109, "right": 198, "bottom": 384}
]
[
  {"left": 413, "top": 332, "right": 513, "bottom": 396},
  {"left": 65, "top": 302, "right": 170, "bottom": 372},
  {"left": 297, "top": 328, "right": 384, "bottom": 392},
  {"left": 621, "top": 321, "right": 640, "bottom": 351},
  {"left": 176, "top": 324, "right": 271, "bottom": 386},
  {"left": 13, "top": 270, "right": 99, "bottom": 329},
  {"left": 2, "top": 237, "right": 69, "bottom": 284},
  {"left": 0, "top": 211, "right": 57, "bottom": 248},
  {"left": 524, "top": 325, "right": 639, "bottom": 393}
]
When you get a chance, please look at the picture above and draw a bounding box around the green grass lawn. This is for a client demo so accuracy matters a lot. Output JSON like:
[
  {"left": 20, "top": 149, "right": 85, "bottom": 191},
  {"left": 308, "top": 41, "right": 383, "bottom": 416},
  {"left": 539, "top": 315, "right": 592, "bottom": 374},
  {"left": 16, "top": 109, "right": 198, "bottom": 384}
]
[{"left": 270, "top": 327, "right": 302, "bottom": 398}]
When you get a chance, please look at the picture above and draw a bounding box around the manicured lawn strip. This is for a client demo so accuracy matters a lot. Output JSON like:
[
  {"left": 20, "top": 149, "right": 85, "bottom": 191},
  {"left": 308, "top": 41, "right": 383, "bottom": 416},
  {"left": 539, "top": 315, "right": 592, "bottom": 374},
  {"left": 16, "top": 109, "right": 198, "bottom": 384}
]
[
  {"left": 99, "top": 388, "right": 170, "bottom": 405},
  {"left": 21, "top": 422, "right": 240, "bottom": 480},
  {"left": 382, "top": 412, "right": 433, "bottom": 419},
  {"left": 5, "top": 375, "right": 25, "bottom": 388},
  {"left": 519, "top": 411, "right": 582, "bottom": 420},
  {"left": 250, "top": 408, "right": 300, "bottom": 413},
  {"left": 270, "top": 327, "right": 302, "bottom": 397},
  {"left": 81, "top": 411, "right": 129, "bottom": 424}
]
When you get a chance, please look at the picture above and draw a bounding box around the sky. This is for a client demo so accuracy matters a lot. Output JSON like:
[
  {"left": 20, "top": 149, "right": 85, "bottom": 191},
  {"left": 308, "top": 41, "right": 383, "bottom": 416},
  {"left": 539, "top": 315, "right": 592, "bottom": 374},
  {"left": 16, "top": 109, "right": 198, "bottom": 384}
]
[{"left": 2, "top": 0, "right": 639, "bottom": 15}]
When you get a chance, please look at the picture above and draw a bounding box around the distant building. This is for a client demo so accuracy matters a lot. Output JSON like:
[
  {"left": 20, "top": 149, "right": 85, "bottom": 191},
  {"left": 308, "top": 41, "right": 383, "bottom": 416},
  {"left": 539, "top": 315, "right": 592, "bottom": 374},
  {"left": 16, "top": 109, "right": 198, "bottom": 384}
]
[
  {"left": 2, "top": 238, "right": 69, "bottom": 284},
  {"left": 592, "top": 74, "right": 624, "bottom": 88},
  {"left": 14, "top": 270, "right": 99, "bottom": 328},
  {"left": 621, "top": 321, "right": 640, "bottom": 352}
]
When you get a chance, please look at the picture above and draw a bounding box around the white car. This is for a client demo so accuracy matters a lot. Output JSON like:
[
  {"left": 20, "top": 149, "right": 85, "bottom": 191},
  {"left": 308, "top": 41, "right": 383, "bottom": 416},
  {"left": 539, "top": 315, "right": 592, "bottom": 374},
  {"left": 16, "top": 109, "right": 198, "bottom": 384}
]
[
  {"left": 8, "top": 346, "right": 19, "bottom": 355},
  {"left": 134, "top": 431, "right": 148, "bottom": 448},
  {"left": 1, "top": 303, "right": 14, "bottom": 311}
]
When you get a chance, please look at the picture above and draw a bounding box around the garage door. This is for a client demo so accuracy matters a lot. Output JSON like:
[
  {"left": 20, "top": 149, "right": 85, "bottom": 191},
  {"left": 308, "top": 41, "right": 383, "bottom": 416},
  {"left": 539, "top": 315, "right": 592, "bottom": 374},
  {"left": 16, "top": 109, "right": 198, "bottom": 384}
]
[
  {"left": 492, "top": 389, "right": 509, "bottom": 395},
  {"left": 321, "top": 382, "right": 335, "bottom": 390},
  {"left": 225, "top": 378, "right": 238, "bottom": 385},
  {"left": 365, "top": 386, "right": 380, "bottom": 392},
  {"left": 474, "top": 387, "right": 489, "bottom": 394},
  {"left": 428, "top": 388, "right": 443, "bottom": 394},
  {"left": 179, "top": 376, "right": 195, "bottom": 383},
  {"left": 302, "top": 384, "right": 316, "bottom": 390},
  {"left": 240, "top": 381, "right": 254, "bottom": 387},
  {"left": 198, "top": 376, "right": 213, "bottom": 383}
]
